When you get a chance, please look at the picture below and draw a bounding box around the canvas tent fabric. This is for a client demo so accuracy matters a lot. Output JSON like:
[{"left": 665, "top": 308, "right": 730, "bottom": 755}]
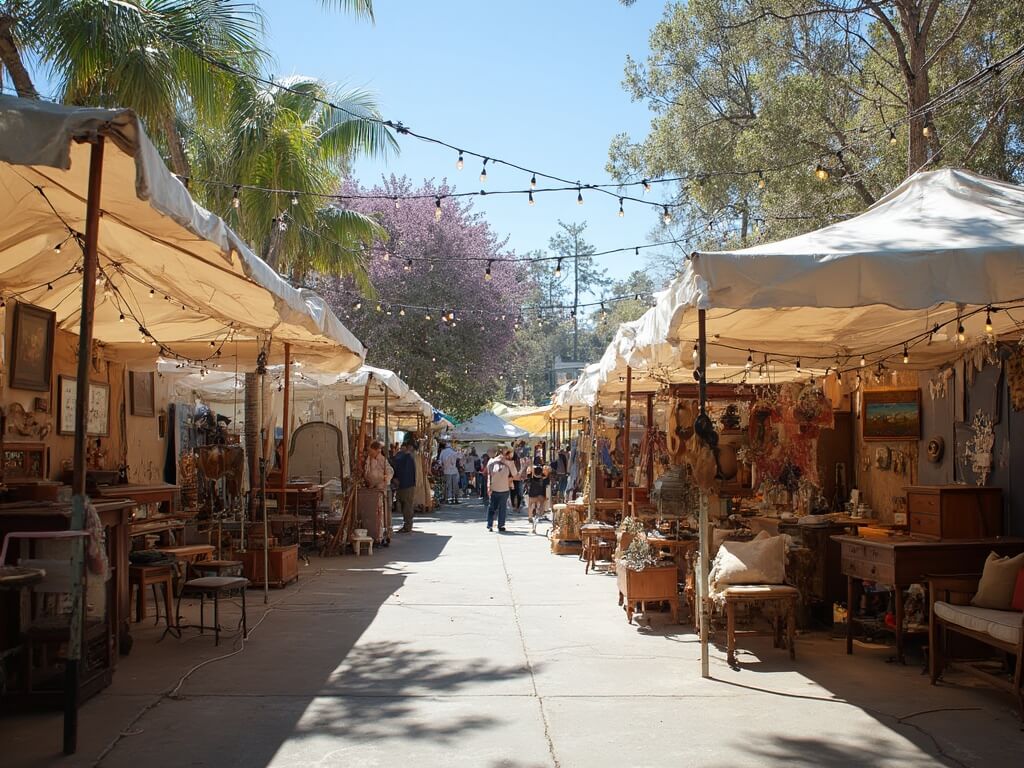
[
  {"left": 616, "top": 169, "right": 1024, "bottom": 379},
  {"left": 0, "top": 96, "right": 364, "bottom": 371},
  {"left": 451, "top": 410, "right": 529, "bottom": 442}
]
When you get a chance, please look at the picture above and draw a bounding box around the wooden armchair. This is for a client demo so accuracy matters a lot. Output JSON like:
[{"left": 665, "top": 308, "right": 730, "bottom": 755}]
[{"left": 928, "top": 574, "right": 1023, "bottom": 719}]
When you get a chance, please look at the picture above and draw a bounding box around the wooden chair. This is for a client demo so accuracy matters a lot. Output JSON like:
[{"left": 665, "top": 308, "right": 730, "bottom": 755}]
[
  {"left": 722, "top": 584, "right": 799, "bottom": 667},
  {"left": 581, "top": 523, "right": 615, "bottom": 574}
]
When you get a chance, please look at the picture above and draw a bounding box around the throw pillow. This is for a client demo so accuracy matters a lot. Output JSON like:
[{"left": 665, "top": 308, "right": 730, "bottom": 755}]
[
  {"left": 709, "top": 535, "right": 786, "bottom": 587},
  {"left": 971, "top": 551, "right": 1024, "bottom": 610},
  {"left": 1011, "top": 568, "right": 1024, "bottom": 612}
]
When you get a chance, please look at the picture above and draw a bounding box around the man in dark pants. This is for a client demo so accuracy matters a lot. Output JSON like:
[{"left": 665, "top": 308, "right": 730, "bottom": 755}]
[{"left": 392, "top": 439, "right": 418, "bottom": 533}]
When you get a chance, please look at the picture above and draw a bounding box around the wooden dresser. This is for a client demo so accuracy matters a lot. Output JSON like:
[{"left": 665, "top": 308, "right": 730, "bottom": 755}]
[
  {"left": 834, "top": 534, "right": 1024, "bottom": 662},
  {"left": 905, "top": 485, "right": 1002, "bottom": 539}
]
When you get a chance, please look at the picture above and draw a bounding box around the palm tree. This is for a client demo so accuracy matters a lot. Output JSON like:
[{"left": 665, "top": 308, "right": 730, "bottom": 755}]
[{"left": 187, "top": 72, "right": 396, "bottom": 505}]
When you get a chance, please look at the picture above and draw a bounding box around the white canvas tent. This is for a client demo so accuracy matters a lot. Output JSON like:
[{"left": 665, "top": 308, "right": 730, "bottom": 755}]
[
  {"left": 451, "top": 410, "right": 529, "bottom": 442},
  {"left": 626, "top": 169, "right": 1024, "bottom": 375},
  {"left": 0, "top": 95, "right": 364, "bottom": 370}
]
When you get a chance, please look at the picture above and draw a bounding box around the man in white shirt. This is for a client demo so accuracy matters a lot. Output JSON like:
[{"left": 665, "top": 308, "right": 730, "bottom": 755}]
[
  {"left": 486, "top": 448, "right": 515, "bottom": 531},
  {"left": 438, "top": 442, "right": 460, "bottom": 504}
]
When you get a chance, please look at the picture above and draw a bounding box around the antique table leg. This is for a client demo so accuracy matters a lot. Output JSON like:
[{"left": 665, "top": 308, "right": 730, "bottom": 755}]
[{"left": 846, "top": 575, "right": 854, "bottom": 655}]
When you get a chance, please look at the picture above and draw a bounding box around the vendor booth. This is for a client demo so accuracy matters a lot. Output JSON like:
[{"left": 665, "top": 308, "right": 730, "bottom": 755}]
[{"left": 0, "top": 96, "right": 366, "bottom": 748}]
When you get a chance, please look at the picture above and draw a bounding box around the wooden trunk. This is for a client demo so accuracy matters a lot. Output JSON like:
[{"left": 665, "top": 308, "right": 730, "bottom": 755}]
[
  {"left": 906, "top": 485, "right": 1002, "bottom": 539},
  {"left": 238, "top": 544, "right": 299, "bottom": 588},
  {"left": 616, "top": 564, "right": 679, "bottom": 624}
]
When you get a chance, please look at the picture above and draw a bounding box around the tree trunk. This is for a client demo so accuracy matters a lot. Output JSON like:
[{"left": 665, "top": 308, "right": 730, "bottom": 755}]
[
  {"left": 244, "top": 372, "right": 259, "bottom": 514},
  {"left": 160, "top": 113, "right": 191, "bottom": 178},
  {"left": 0, "top": 18, "right": 38, "bottom": 99}
]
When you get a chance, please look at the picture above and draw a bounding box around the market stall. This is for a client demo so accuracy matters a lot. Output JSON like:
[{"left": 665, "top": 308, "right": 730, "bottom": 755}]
[{"left": 0, "top": 96, "right": 364, "bottom": 747}]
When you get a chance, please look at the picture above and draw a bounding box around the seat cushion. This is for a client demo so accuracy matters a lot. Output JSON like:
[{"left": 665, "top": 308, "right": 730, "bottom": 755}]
[
  {"left": 722, "top": 585, "right": 799, "bottom": 599},
  {"left": 183, "top": 576, "right": 250, "bottom": 591},
  {"left": 934, "top": 600, "right": 1022, "bottom": 646},
  {"left": 970, "top": 551, "right": 1024, "bottom": 610},
  {"left": 710, "top": 535, "right": 786, "bottom": 586}
]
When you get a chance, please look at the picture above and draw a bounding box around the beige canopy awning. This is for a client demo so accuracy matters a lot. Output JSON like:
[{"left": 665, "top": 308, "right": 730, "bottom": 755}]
[{"left": 0, "top": 95, "right": 365, "bottom": 371}]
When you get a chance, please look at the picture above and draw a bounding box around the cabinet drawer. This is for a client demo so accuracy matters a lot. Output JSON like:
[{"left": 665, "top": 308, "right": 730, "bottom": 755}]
[
  {"left": 910, "top": 511, "right": 941, "bottom": 537},
  {"left": 907, "top": 493, "right": 939, "bottom": 514},
  {"left": 844, "top": 558, "right": 895, "bottom": 584},
  {"left": 842, "top": 542, "right": 866, "bottom": 561}
]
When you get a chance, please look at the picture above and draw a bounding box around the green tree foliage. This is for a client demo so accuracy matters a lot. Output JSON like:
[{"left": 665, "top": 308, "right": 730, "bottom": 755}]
[{"left": 612, "top": 0, "right": 1024, "bottom": 262}]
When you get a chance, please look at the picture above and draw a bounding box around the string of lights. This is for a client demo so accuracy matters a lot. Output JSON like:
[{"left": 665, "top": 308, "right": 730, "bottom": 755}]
[{"left": 158, "top": 31, "right": 1024, "bottom": 216}]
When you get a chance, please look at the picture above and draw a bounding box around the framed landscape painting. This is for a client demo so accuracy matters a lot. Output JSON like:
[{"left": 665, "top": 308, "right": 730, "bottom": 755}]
[
  {"left": 10, "top": 303, "right": 55, "bottom": 391},
  {"left": 862, "top": 389, "right": 921, "bottom": 440}
]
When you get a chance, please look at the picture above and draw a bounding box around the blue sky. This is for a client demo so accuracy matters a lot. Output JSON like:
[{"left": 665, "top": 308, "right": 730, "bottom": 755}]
[{"left": 259, "top": 0, "right": 672, "bottom": 293}]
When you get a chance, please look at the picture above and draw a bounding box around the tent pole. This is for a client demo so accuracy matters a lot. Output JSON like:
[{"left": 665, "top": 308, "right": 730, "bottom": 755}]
[
  {"left": 587, "top": 405, "right": 596, "bottom": 523},
  {"left": 623, "top": 366, "right": 632, "bottom": 518},
  {"left": 65, "top": 134, "right": 105, "bottom": 755},
  {"left": 698, "top": 309, "right": 710, "bottom": 679},
  {"left": 259, "top": 354, "right": 269, "bottom": 604},
  {"left": 280, "top": 343, "right": 291, "bottom": 511},
  {"left": 646, "top": 393, "right": 655, "bottom": 490}
]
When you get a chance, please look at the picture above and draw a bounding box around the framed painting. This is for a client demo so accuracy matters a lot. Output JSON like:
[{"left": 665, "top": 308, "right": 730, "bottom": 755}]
[
  {"left": 862, "top": 389, "right": 921, "bottom": 441},
  {"left": 129, "top": 371, "right": 155, "bottom": 416},
  {"left": 10, "top": 303, "right": 55, "bottom": 391},
  {"left": 57, "top": 375, "right": 110, "bottom": 436}
]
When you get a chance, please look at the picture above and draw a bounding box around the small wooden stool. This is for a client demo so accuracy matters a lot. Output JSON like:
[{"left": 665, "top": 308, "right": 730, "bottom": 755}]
[
  {"left": 129, "top": 564, "right": 175, "bottom": 626},
  {"left": 581, "top": 523, "right": 615, "bottom": 574},
  {"left": 351, "top": 536, "right": 373, "bottom": 556},
  {"left": 722, "top": 584, "right": 799, "bottom": 666}
]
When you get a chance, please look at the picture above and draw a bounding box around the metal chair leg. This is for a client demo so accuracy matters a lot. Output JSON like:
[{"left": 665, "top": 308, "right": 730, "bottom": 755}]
[
  {"left": 241, "top": 586, "right": 248, "bottom": 639},
  {"left": 213, "top": 593, "right": 220, "bottom": 647}
]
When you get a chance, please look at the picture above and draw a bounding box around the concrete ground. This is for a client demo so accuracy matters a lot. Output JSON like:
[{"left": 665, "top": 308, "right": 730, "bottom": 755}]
[{"left": 3, "top": 498, "right": 1023, "bottom": 767}]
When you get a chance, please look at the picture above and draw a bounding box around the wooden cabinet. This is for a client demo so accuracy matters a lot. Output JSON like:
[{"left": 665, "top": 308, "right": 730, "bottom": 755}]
[
  {"left": 239, "top": 544, "right": 299, "bottom": 588},
  {"left": 905, "top": 485, "right": 1002, "bottom": 540}
]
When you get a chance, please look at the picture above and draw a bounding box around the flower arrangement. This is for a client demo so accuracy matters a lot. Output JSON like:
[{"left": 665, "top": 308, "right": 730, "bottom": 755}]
[
  {"left": 965, "top": 410, "right": 995, "bottom": 486},
  {"left": 620, "top": 534, "right": 660, "bottom": 571}
]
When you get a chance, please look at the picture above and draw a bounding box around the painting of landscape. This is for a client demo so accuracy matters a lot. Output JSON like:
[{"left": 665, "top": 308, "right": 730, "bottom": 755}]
[{"left": 863, "top": 389, "right": 921, "bottom": 440}]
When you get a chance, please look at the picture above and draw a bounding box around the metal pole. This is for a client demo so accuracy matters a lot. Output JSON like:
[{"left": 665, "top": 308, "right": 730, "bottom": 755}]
[
  {"left": 623, "top": 366, "right": 632, "bottom": 518},
  {"left": 587, "top": 405, "right": 596, "bottom": 523},
  {"left": 259, "top": 358, "right": 269, "bottom": 604},
  {"left": 646, "top": 393, "right": 655, "bottom": 490},
  {"left": 698, "top": 309, "right": 710, "bottom": 679},
  {"left": 280, "top": 343, "right": 291, "bottom": 511},
  {"left": 66, "top": 135, "right": 105, "bottom": 755}
]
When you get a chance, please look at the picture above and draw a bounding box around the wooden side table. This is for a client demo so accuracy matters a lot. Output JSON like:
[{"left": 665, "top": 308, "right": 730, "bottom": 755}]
[
  {"left": 129, "top": 564, "right": 175, "bottom": 627},
  {"left": 581, "top": 523, "right": 616, "bottom": 574}
]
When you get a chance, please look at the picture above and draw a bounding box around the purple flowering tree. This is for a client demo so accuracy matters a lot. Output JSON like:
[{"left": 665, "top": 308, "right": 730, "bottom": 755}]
[{"left": 323, "top": 176, "right": 524, "bottom": 419}]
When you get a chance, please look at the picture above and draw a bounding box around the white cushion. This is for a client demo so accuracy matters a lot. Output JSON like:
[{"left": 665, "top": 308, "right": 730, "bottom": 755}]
[
  {"left": 934, "top": 600, "right": 1022, "bottom": 646},
  {"left": 709, "top": 535, "right": 787, "bottom": 586},
  {"left": 722, "top": 585, "right": 799, "bottom": 597}
]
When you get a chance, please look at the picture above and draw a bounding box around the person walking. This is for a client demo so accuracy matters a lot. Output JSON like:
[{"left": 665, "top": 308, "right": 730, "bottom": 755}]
[
  {"left": 391, "top": 438, "right": 418, "bottom": 533},
  {"left": 438, "top": 441, "right": 460, "bottom": 504},
  {"left": 509, "top": 452, "right": 526, "bottom": 512},
  {"left": 478, "top": 451, "right": 490, "bottom": 503},
  {"left": 525, "top": 464, "right": 549, "bottom": 534},
  {"left": 486, "top": 448, "right": 514, "bottom": 532}
]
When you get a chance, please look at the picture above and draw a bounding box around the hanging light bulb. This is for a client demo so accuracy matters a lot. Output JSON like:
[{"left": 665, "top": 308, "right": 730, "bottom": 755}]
[
  {"left": 903, "top": 345, "right": 909, "bottom": 364},
  {"left": 404, "top": 258, "right": 412, "bottom": 272},
  {"left": 745, "top": 351, "right": 753, "bottom": 372},
  {"left": 889, "top": 129, "right": 898, "bottom": 145},
  {"left": 757, "top": 171, "right": 766, "bottom": 189},
  {"left": 399, "top": 307, "right": 406, "bottom": 316},
  {"left": 353, "top": 300, "right": 362, "bottom": 310},
  {"left": 957, "top": 320, "right": 966, "bottom": 343},
  {"left": 448, "top": 311, "right": 455, "bottom": 321},
  {"left": 642, "top": 179, "right": 651, "bottom": 193},
  {"left": 662, "top": 205, "right": 672, "bottom": 225},
  {"left": 382, "top": 250, "right": 390, "bottom": 262},
  {"left": 530, "top": 173, "right": 537, "bottom": 189},
  {"left": 528, "top": 190, "right": 535, "bottom": 206},
  {"left": 394, "top": 197, "right": 401, "bottom": 210},
  {"left": 815, "top": 164, "right": 830, "bottom": 182},
  {"left": 480, "top": 159, "right": 488, "bottom": 183},
  {"left": 425, "top": 312, "right": 431, "bottom": 320},
  {"left": 484, "top": 261, "right": 493, "bottom": 281},
  {"left": 577, "top": 187, "right": 584, "bottom": 205},
  {"left": 232, "top": 186, "right": 240, "bottom": 208},
  {"left": 554, "top": 258, "right": 562, "bottom": 277},
  {"left": 692, "top": 344, "right": 699, "bottom": 364},
  {"left": 600, "top": 302, "right": 607, "bottom": 320},
  {"left": 985, "top": 307, "right": 994, "bottom": 335},
  {"left": 54, "top": 241, "right": 62, "bottom": 254},
  {"left": 118, "top": 312, "right": 125, "bottom": 323},
  {"left": 376, "top": 302, "right": 382, "bottom": 312},
  {"left": 456, "top": 151, "right": 464, "bottom": 171},
  {"left": 434, "top": 197, "right": 442, "bottom": 221},
  {"left": 922, "top": 122, "right": 932, "bottom": 137},
  {"left": 618, "top": 198, "right": 624, "bottom": 217},
  {"left": 278, "top": 216, "right": 288, "bottom": 232},
  {"left": 138, "top": 326, "right": 147, "bottom": 343},
  {"left": 291, "top": 193, "right": 299, "bottom": 206},
  {"left": 149, "top": 287, "right": 155, "bottom": 297},
  {"left": 859, "top": 354, "right": 866, "bottom": 368},
  {"left": 796, "top": 359, "right": 802, "bottom": 373}
]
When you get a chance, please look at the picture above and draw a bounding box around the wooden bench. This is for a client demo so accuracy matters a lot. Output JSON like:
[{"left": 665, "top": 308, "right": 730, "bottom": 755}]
[{"left": 929, "top": 574, "right": 1023, "bottom": 719}]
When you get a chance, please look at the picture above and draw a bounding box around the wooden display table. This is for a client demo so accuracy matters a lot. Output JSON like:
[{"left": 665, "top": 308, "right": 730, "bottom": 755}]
[
  {"left": 580, "top": 523, "right": 615, "bottom": 574},
  {"left": 616, "top": 563, "right": 679, "bottom": 624},
  {"left": 238, "top": 544, "right": 299, "bottom": 588},
  {"left": 834, "top": 534, "right": 1024, "bottom": 662}
]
